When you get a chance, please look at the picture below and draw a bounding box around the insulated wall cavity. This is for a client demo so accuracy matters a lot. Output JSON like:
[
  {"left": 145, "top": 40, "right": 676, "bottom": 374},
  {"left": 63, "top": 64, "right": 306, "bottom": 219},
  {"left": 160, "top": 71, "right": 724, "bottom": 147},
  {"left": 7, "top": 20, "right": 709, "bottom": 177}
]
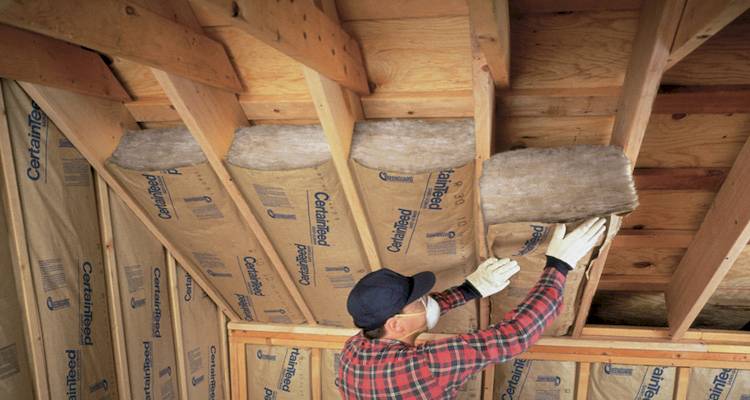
[
  {"left": 3, "top": 79, "right": 119, "bottom": 399},
  {"left": 588, "top": 363, "right": 675, "bottom": 400},
  {"left": 225, "top": 125, "right": 370, "bottom": 327},
  {"left": 687, "top": 368, "right": 750, "bottom": 399},
  {"left": 109, "top": 189, "right": 178, "bottom": 400},
  {"left": 106, "top": 127, "right": 303, "bottom": 323},
  {"left": 245, "top": 344, "right": 311, "bottom": 400},
  {"left": 0, "top": 139, "right": 33, "bottom": 398},
  {"left": 350, "top": 119, "right": 476, "bottom": 275},
  {"left": 493, "top": 359, "right": 576, "bottom": 400},
  {"left": 177, "top": 264, "right": 226, "bottom": 400}
]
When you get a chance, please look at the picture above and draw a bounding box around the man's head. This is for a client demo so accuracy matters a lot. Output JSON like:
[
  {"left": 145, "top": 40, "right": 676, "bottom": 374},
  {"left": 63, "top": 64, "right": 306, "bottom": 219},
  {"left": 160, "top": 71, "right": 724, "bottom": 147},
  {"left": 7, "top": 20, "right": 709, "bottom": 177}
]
[{"left": 346, "top": 268, "right": 437, "bottom": 343}]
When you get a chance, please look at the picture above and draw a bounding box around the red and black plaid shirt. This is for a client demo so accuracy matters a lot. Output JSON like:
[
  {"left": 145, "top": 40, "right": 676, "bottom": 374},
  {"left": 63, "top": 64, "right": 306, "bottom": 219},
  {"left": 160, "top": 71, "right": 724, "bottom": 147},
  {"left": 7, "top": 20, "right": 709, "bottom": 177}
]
[{"left": 338, "top": 266, "right": 566, "bottom": 399}]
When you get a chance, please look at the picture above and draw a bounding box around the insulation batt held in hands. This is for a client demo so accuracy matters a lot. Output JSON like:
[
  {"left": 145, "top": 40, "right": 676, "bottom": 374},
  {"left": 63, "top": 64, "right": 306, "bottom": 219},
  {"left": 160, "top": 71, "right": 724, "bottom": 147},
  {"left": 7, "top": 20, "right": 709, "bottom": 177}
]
[{"left": 107, "top": 126, "right": 304, "bottom": 323}]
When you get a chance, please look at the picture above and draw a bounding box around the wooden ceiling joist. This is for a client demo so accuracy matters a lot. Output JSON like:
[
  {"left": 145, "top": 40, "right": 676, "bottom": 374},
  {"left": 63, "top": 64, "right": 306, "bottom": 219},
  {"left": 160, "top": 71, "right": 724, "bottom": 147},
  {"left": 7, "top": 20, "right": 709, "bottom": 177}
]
[
  {"left": 666, "top": 135, "right": 750, "bottom": 339},
  {"left": 572, "top": 0, "right": 688, "bottom": 337},
  {"left": 0, "top": 24, "right": 130, "bottom": 102},
  {"left": 468, "top": 0, "right": 510, "bottom": 87},
  {"left": 16, "top": 81, "right": 242, "bottom": 321},
  {"left": 0, "top": 0, "right": 242, "bottom": 92},
  {"left": 189, "top": 0, "right": 370, "bottom": 94},
  {"left": 665, "top": 0, "right": 750, "bottom": 69}
]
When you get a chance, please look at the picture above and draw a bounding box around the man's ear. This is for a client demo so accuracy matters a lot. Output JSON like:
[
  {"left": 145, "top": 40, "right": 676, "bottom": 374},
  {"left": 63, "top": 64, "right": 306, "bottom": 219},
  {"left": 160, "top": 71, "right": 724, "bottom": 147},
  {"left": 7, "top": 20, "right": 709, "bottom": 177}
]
[{"left": 384, "top": 316, "right": 402, "bottom": 334}]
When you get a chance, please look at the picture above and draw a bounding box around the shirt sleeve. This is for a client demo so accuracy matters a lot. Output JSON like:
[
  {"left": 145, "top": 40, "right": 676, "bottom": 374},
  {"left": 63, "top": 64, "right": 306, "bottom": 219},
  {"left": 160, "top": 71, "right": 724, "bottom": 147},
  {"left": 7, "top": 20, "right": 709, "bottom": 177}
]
[
  {"left": 422, "top": 260, "right": 567, "bottom": 383},
  {"left": 430, "top": 283, "right": 477, "bottom": 315}
]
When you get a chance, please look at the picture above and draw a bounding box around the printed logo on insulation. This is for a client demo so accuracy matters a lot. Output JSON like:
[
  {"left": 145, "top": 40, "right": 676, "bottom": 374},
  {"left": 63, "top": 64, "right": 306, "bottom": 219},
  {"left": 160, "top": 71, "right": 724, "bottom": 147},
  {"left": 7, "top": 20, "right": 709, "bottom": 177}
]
[
  {"left": 80, "top": 261, "right": 95, "bottom": 346},
  {"left": 278, "top": 348, "right": 301, "bottom": 393},
  {"left": 152, "top": 267, "right": 163, "bottom": 338},
  {"left": 708, "top": 369, "right": 738, "bottom": 399},
  {"left": 515, "top": 225, "right": 550, "bottom": 256},
  {"left": 502, "top": 358, "right": 528, "bottom": 399},
  {"left": 310, "top": 192, "right": 331, "bottom": 247},
  {"left": 294, "top": 244, "right": 313, "bottom": 286},
  {"left": 378, "top": 171, "right": 413, "bottom": 183},
  {"left": 143, "top": 341, "right": 154, "bottom": 398},
  {"left": 636, "top": 367, "right": 666, "bottom": 399},
  {"left": 142, "top": 174, "right": 174, "bottom": 219},
  {"left": 387, "top": 208, "right": 418, "bottom": 253},
  {"left": 26, "top": 100, "right": 48, "bottom": 182},
  {"left": 422, "top": 169, "right": 454, "bottom": 211}
]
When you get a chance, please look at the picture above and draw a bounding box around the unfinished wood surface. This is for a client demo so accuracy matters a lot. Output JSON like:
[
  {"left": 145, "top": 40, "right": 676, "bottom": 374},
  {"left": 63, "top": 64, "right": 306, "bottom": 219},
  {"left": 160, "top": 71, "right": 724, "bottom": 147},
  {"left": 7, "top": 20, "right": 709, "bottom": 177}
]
[
  {"left": 666, "top": 136, "right": 750, "bottom": 339},
  {"left": 674, "top": 367, "right": 691, "bottom": 400},
  {"left": 598, "top": 274, "right": 671, "bottom": 291},
  {"left": 153, "top": 70, "right": 317, "bottom": 323},
  {"left": 335, "top": 0, "right": 468, "bottom": 21},
  {"left": 572, "top": 240, "right": 614, "bottom": 337},
  {"left": 652, "top": 87, "right": 750, "bottom": 114},
  {"left": 495, "top": 115, "right": 614, "bottom": 151},
  {"left": 612, "top": 229, "right": 695, "bottom": 249},
  {"left": 17, "top": 81, "right": 240, "bottom": 320},
  {"left": 344, "top": 17, "right": 472, "bottom": 94},
  {"left": 166, "top": 254, "right": 189, "bottom": 400},
  {"left": 311, "top": 348, "right": 322, "bottom": 400},
  {"left": 621, "top": 190, "right": 715, "bottom": 231},
  {"left": 510, "top": 0, "right": 642, "bottom": 13},
  {"left": 94, "top": 174, "right": 132, "bottom": 400},
  {"left": 604, "top": 247, "right": 685, "bottom": 275},
  {"left": 0, "top": 0, "right": 242, "bottom": 92},
  {"left": 109, "top": 58, "right": 166, "bottom": 100},
  {"left": 638, "top": 112, "right": 750, "bottom": 169},
  {"left": 303, "top": 68, "right": 381, "bottom": 270},
  {"left": 218, "top": 312, "right": 231, "bottom": 400},
  {"left": 581, "top": 325, "right": 750, "bottom": 342},
  {"left": 189, "top": 0, "right": 369, "bottom": 94},
  {"left": 0, "top": 81, "right": 50, "bottom": 400},
  {"left": 575, "top": 362, "right": 591, "bottom": 400},
  {"left": 666, "top": 0, "right": 750, "bottom": 69},
  {"left": 497, "top": 87, "right": 621, "bottom": 117},
  {"left": 469, "top": 0, "right": 510, "bottom": 87},
  {"left": 663, "top": 13, "right": 750, "bottom": 86},
  {"left": 610, "top": 0, "right": 687, "bottom": 164},
  {"left": 362, "top": 90, "right": 474, "bottom": 118},
  {"left": 0, "top": 24, "right": 130, "bottom": 101},
  {"left": 510, "top": 11, "right": 638, "bottom": 89},
  {"left": 633, "top": 167, "right": 728, "bottom": 191}
]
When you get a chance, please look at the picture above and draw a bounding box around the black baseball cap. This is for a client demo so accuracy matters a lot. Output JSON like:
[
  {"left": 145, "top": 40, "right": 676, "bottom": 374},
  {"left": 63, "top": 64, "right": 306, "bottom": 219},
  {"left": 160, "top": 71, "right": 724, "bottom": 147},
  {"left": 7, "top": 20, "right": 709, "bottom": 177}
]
[{"left": 346, "top": 268, "right": 436, "bottom": 330}]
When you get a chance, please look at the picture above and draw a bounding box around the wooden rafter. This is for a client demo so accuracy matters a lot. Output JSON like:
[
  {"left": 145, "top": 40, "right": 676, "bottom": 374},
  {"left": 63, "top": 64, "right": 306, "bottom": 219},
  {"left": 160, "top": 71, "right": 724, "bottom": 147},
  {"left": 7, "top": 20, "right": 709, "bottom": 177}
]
[
  {"left": 666, "top": 135, "right": 750, "bottom": 339},
  {"left": 17, "top": 81, "right": 242, "bottom": 320},
  {"left": 189, "top": 0, "right": 370, "bottom": 94},
  {"left": 572, "top": 0, "right": 688, "bottom": 336},
  {"left": 666, "top": 0, "right": 750, "bottom": 69},
  {"left": 468, "top": 0, "right": 510, "bottom": 87},
  {"left": 0, "top": 24, "right": 130, "bottom": 101},
  {"left": 575, "top": 363, "right": 591, "bottom": 400},
  {"left": 0, "top": 0, "right": 242, "bottom": 92}
]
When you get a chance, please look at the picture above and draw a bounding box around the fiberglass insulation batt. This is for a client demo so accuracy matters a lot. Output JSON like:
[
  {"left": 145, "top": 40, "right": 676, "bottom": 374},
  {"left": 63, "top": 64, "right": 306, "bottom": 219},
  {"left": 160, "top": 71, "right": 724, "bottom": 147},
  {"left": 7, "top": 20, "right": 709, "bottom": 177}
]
[
  {"left": 494, "top": 359, "right": 576, "bottom": 400},
  {"left": 589, "top": 363, "right": 676, "bottom": 400},
  {"left": 108, "top": 189, "right": 178, "bottom": 400},
  {"left": 0, "top": 151, "right": 33, "bottom": 398},
  {"left": 246, "top": 344, "right": 311, "bottom": 400},
  {"left": 106, "top": 127, "right": 303, "bottom": 324},
  {"left": 350, "top": 119, "right": 476, "bottom": 275},
  {"left": 3, "top": 80, "right": 119, "bottom": 399},
  {"left": 177, "top": 264, "right": 226, "bottom": 400},
  {"left": 480, "top": 145, "right": 638, "bottom": 336},
  {"left": 225, "top": 124, "right": 370, "bottom": 327},
  {"left": 687, "top": 368, "right": 750, "bottom": 400}
]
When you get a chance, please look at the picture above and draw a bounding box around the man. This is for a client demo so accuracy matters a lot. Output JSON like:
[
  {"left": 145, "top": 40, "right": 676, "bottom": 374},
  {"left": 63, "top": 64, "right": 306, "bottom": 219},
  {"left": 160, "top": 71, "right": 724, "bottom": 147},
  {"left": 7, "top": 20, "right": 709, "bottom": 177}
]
[{"left": 339, "top": 217, "right": 606, "bottom": 399}]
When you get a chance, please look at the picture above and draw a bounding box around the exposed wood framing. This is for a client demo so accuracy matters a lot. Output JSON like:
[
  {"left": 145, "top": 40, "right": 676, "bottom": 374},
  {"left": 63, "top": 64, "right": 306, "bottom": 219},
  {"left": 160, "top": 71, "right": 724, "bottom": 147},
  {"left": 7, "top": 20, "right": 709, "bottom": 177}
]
[
  {"left": 598, "top": 274, "right": 671, "bottom": 292},
  {"left": 572, "top": 0, "right": 687, "bottom": 336},
  {"left": 575, "top": 362, "right": 590, "bottom": 400},
  {"left": 666, "top": 135, "right": 750, "bottom": 339},
  {"left": 94, "top": 174, "right": 131, "bottom": 400},
  {"left": 612, "top": 229, "right": 694, "bottom": 249},
  {"left": 0, "top": 0, "right": 242, "bottom": 92},
  {"left": 189, "top": 0, "right": 369, "bottom": 94},
  {"left": 0, "top": 24, "right": 130, "bottom": 101},
  {"left": 152, "top": 70, "right": 317, "bottom": 323},
  {"left": 17, "top": 81, "right": 241, "bottom": 320},
  {"left": 166, "top": 254, "right": 189, "bottom": 400},
  {"left": 674, "top": 367, "right": 691, "bottom": 400},
  {"left": 0, "top": 81, "right": 50, "bottom": 400},
  {"left": 468, "top": 0, "right": 510, "bottom": 87},
  {"left": 666, "top": 0, "right": 750, "bottom": 69},
  {"left": 228, "top": 322, "right": 750, "bottom": 369},
  {"left": 311, "top": 348, "right": 322, "bottom": 400},
  {"left": 304, "top": 69, "right": 382, "bottom": 270},
  {"left": 634, "top": 167, "right": 728, "bottom": 191},
  {"left": 219, "top": 312, "right": 231, "bottom": 399}
]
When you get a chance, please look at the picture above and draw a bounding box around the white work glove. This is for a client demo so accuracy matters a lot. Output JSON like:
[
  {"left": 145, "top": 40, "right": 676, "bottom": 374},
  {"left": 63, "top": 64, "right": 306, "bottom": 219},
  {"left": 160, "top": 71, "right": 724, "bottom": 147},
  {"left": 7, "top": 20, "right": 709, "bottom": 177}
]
[
  {"left": 466, "top": 257, "right": 521, "bottom": 298},
  {"left": 546, "top": 217, "right": 606, "bottom": 269}
]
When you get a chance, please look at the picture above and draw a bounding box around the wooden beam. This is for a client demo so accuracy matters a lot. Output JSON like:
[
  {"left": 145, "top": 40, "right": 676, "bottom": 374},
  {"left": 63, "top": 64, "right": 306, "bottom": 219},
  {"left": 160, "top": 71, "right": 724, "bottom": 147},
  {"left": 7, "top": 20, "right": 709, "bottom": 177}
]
[
  {"left": 611, "top": 0, "right": 687, "bottom": 164},
  {"left": 303, "top": 69, "right": 381, "bottom": 269},
  {"left": 598, "top": 274, "right": 671, "bottom": 292},
  {"left": 612, "top": 229, "right": 694, "bottom": 249},
  {"left": 0, "top": 24, "right": 130, "bottom": 101},
  {"left": 666, "top": 136, "right": 750, "bottom": 339},
  {"left": 468, "top": 0, "right": 510, "bottom": 87},
  {"left": 17, "top": 81, "right": 241, "bottom": 320},
  {"left": 0, "top": 0, "right": 242, "bottom": 92},
  {"left": 218, "top": 312, "right": 231, "bottom": 400},
  {"left": 674, "top": 367, "right": 691, "bottom": 400},
  {"left": 0, "top": 81, "right": 50, "bottom": 400},
  {"left": 573, "top": 0, "right": 687, "bottom": 336},
  {"left": 152, "top": 70, "right": 317, "bottom": 323},
  {"left": 311, "top": 348, "right": 322, "bottom": 400},
  {"left": 166, "top": 254, "right": 189, "bottom": 400},
  {"left": 653, "top": 87, "right": 750, "bottom": 114},
  {"left": 189, "top": 0, "right": 369, "bottom": 94},
  {"left": 575, "top": 363, "right": 591, "bottom": 400},
  {"left": 94, "top": 174, "right": 132, "bottom": 400},
  {"left": 634, "top": 167, "right": 728, "bottom": 191},
  {"left": 666, "top": 0, "right": 750, "bottom": 69}
]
